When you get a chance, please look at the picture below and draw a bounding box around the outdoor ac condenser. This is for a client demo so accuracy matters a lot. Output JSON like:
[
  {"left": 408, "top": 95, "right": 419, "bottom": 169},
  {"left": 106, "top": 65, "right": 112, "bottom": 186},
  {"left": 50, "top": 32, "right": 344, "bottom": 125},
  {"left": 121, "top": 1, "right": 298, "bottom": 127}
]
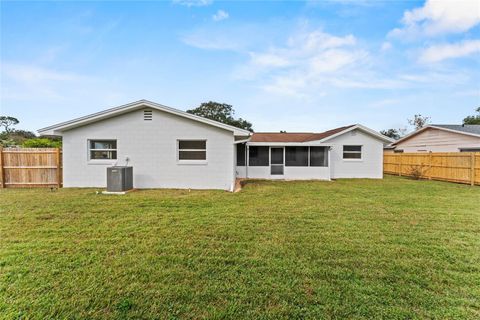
[{"left": 106, "top": 166, "right": 133, "bottom": 192}]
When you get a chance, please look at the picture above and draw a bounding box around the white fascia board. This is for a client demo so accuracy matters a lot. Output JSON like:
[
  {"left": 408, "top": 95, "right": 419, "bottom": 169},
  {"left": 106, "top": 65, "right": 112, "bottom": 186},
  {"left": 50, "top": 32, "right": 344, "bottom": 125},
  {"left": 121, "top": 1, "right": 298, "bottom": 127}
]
[
  {"left": 319, "top": 124, "right": 394, "bottom": 144},
  {"left": 234, "top": 138, "right": 251, "bottom": 144},
  {"left": 38, "top": 100, "right": 252, "bottom": 137}
]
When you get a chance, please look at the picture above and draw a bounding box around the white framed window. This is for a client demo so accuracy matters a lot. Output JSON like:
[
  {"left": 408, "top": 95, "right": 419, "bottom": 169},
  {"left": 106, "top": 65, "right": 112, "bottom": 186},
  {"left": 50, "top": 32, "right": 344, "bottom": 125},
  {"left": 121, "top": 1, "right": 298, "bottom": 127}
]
[
  {"left": 343, "top": 145, "right": 362, "bottom": 160},
  {"left": 89, "top": 140, "right": 117, "bottom": 160},
  {"left": 178, "top": 140, "right": 207, "bottom": 163}
]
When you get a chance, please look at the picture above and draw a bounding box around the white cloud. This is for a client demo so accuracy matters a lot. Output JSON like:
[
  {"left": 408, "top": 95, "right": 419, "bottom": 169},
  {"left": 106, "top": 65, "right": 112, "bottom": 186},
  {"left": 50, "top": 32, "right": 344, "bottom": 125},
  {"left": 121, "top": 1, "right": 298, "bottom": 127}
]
[
  {"left": 182, "top": 30, "right": 241, "bottom": 50},
  {"left": 0, "top": 62, "right": 90, "bottom": 101},
  {"left": 2, "top": 63, "right": 83, "bottom": 83},
  {"left": 181, "top": 25, "right": 262, "bottom": 51},
  {"left": 389, "top": 0, "right": 480, "bottom": 38},
  {"left": 370, "top": 98, "right": 400, "bottom": 108},
  {"left": 381, "top": 41, "right": 392, "bottom": 51},
  {"left": 249, "top": 52, "right": 291, "bottom": 68},
  {"left": 212, "top": 9, "right": 229, "bottom": 22},
  {"left": 235, "top": 29, "right": 370, "bottom": 95},
  {"left": 419, "top": 40, "right": 480, "bottom": 63},
  {"left": 172, "top": 0, "right": 212, "bottom": 7}
]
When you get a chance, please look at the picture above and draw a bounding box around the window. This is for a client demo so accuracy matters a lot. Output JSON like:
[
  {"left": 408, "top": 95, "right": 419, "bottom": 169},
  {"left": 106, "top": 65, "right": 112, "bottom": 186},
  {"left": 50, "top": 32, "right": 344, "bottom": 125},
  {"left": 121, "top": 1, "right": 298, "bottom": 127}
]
[
  {"left": 249, "top": 146, "right": 269, "bottom": 166},
  {"left": 178, "top": 140, "right": 206, "bottom": 160},
  {"left": 236, "top": 143, "right": 246, "bottom": 166},
  {"left": 460, "top": 148, "right": 480, "bottom": 152},
  {"left": 89, "top": 140, "right": 117, "bottom": 160},
  {"left": 285, "top": 147, "right": 308, "bottom": 166},
  {"left": 343, "top": 145, "right": 362, "bottom": 159},
  {"left": 310, "top": 147, "right": 328, "bottom": 167}
]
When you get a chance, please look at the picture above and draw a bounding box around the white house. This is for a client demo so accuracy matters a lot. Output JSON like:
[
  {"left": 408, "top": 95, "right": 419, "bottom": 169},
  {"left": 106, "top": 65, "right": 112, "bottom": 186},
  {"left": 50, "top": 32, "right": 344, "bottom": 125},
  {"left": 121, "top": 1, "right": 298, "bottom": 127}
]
[
  {"left": 38, "top": 100, "right": 393, "bottom": 191},
  {"left": 386, "top": 125, "right": 480, "bottom": 153}
]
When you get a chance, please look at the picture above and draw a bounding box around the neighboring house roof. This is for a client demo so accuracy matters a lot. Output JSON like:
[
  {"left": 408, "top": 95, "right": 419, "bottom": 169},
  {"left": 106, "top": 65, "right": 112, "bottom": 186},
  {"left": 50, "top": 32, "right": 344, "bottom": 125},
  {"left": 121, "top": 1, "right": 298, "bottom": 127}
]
[
  {"left": 430, "top": 124, "right": 480, "bottom": 135},
  {"left": 250, "top": 124, "right": 393, "bottom": 144},
  {"left": 391, "top": 124, "right": 480, "bottom": 146},
  {"left": 38, "top": 99, "right": 252, "bottom": 136}
]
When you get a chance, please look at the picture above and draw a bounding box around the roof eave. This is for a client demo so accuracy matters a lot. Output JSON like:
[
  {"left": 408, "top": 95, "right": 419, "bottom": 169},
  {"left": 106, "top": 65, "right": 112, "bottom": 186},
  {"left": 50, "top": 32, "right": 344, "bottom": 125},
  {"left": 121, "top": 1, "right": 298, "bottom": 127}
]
[
  {"left": 391, "top": 125, "right": 480, "bottom": 146},
  {"left": 319, "top": 124, "right": 394, "bottom": 144},
  {"left": 38, "top": 100, "right": 252, "bottom": 136}
]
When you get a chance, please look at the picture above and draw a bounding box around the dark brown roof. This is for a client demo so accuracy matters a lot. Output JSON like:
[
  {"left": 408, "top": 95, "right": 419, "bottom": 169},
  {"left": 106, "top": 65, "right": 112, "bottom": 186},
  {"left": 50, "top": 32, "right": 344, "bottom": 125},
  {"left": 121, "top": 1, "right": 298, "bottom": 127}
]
[{"left": 250, "top": 125, "right": 355, "bottom": 143}]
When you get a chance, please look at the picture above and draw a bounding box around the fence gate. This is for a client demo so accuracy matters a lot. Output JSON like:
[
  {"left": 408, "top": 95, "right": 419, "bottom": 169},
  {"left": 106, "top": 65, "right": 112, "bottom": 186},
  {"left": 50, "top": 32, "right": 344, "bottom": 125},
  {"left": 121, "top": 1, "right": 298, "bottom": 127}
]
[{"left": 0, "top": 147, "right": 62, "bottom": 188}]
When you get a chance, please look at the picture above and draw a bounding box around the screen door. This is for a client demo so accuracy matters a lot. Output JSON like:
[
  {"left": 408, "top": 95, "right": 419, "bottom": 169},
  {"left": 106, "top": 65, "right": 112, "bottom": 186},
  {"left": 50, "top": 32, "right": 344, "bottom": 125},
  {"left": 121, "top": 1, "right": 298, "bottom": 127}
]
[{"left": 270, "top": 147, "right": 284, "bottom": 175}]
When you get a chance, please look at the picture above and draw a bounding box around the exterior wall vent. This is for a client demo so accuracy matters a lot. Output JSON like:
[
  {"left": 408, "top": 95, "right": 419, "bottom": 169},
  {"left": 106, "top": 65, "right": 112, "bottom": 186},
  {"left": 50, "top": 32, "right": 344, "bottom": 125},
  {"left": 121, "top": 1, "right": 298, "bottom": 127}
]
[{"left": 144, "top": 110, "right": 153, "bottom": 121}]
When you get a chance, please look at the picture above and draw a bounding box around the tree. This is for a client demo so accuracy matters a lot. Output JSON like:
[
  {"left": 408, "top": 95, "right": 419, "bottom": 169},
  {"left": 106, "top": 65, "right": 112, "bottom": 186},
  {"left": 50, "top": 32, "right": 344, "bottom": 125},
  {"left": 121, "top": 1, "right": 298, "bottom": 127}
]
[
  {"left": 463, "top": 107, "right": 480, "bottom": 125},
  {"left": 187, "top": 101, "right": 253, "bottom": 132},
  {"left": 0, "top": 116, "right": 19, "bottom": 133},
  {"left": 408, "top": 114, "right": 430, "bottom": 130},
  {"left": 380, "top": 128, "right": 404, "bottom": 140}
]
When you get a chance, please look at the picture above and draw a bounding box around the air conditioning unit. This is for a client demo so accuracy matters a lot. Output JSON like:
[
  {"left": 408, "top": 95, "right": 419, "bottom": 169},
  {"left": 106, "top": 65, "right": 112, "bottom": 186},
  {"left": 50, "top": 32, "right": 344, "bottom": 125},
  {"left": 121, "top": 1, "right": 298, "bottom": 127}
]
[{"left": 107, "top": 166, "right": 133, "bottom": 192}]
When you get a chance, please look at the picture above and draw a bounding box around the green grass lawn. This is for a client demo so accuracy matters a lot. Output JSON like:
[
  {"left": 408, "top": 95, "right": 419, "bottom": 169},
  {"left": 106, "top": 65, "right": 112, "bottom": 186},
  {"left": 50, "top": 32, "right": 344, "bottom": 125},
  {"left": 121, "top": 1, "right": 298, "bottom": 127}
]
[{"left": 0, "top": 176, "right": 479, "bottom": 319}]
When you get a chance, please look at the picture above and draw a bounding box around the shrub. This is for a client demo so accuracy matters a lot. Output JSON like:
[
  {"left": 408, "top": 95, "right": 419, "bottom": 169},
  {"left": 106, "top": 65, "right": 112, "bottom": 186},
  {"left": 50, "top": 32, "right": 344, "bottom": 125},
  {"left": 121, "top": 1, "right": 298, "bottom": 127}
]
[
  {"left": 409, "top": 164, "right": 428, "bottom": 180},
  {"left": 22, "top": 138, "right": 62, "bottom": 148}
]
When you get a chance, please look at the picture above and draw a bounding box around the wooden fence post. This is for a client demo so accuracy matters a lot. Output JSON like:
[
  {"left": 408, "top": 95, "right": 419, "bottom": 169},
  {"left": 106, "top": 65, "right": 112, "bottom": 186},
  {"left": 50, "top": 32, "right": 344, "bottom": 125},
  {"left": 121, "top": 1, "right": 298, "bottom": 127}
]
[
  {"left": 398, "top": 155, "right": 402, "bottom": 176},
  {"left": 0, "top": 147, "right": 4, "bottom": 188},
  {"left": 428, "top": 152, "right": 432, "bottom": 180},
  {"left": 56, "top": 148, "right": 61, "bottom": 188},
  {"left": 471, "top": 153, "right": 475, "bottom": 186}
]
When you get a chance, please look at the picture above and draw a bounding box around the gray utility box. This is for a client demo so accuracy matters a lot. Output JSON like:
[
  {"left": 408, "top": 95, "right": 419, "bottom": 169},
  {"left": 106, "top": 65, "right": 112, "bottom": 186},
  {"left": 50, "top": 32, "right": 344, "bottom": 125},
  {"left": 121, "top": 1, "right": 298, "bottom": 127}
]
[{"left": 107, "top": 166, "right": 133, "bottom": 192}]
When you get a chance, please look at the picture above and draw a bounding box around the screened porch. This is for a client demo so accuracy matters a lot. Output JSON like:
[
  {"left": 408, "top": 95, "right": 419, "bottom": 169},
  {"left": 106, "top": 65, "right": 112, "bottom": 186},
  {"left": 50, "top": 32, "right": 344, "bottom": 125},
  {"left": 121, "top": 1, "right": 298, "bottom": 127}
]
[{"left": 235, "top": 143, "right": 331, "bottom": 180}]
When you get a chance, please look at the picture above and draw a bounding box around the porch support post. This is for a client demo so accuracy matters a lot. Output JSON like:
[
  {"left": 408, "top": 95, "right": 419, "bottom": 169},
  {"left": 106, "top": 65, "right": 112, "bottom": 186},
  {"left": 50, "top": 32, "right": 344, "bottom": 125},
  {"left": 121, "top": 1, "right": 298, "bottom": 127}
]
[
  {"left": 328, "top": 146, "right": 332, "bottom": 180},
  {"left": 246, "top": 144, "right": 249, "bottom": 179}
]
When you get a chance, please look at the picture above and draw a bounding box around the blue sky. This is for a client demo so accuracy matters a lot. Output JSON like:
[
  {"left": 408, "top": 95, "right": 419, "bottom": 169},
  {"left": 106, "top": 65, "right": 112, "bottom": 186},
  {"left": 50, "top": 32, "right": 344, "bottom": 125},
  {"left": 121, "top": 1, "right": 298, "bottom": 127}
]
[{"left": 1, "top": 0, "right": 479, "bottom": 133}]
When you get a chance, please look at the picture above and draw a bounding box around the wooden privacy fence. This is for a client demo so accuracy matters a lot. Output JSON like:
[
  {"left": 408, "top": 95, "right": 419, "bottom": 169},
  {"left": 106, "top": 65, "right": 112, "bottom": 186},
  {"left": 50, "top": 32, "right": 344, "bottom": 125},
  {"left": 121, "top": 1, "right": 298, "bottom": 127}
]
[
  {"left": 0, "top": 147, "right": 62, "bottom": 188},
  {"left": 384, "top": 152, "right": 480, "bottom": 186}
]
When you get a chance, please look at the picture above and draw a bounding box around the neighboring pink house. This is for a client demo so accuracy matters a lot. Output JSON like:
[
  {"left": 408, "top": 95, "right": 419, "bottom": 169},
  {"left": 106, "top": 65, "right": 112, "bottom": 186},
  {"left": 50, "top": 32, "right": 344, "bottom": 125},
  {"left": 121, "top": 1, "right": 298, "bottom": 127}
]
[{"left": 387, "top": 125, "right": 480, "bottom": 153}]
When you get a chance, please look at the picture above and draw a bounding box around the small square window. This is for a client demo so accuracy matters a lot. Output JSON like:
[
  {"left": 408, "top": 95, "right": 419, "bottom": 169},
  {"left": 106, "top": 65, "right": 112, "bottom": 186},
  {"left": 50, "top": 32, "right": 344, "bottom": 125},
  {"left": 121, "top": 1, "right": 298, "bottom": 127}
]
[
  {"left": 89, "top": 140, "right": 117, "bottom": 160},
  {"left": 178, "top": 140, "right": 207, "bottom": 161},
  {"left": 343, "top": 145, "right": 362, "bottom": 160}
]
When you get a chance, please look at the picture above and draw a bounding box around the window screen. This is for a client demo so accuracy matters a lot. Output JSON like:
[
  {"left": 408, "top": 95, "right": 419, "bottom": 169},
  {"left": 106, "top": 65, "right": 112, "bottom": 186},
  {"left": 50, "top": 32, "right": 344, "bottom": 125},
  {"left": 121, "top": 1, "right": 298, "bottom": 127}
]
[
  {"left": 270, "top": 148, "right": 283, "bottom": 165},
  {"left": 89, "top": 140, "right": 117, "bottom": 160},
  {"left": 285, "top": 147, "right": 308, "bottom": 166},
  {"left": 343, "top": 145, "right": 362, "bottom": 159},
  {"left": 310, "top": 147, "right": 328, "bottom": 167},
  {"left": 249, "top": 146, "right": 269, "bottom": 166},
  {"left": 236, "top": 143, "right": 246, "bottom": 166},
  {"left": 178, "top": 140, "right": 206, "bottom": 160}
]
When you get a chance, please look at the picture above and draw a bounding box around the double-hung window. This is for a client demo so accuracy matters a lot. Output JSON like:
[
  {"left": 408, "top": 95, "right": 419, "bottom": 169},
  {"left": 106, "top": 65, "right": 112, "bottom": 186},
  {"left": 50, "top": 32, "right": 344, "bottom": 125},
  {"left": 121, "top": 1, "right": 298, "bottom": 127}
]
[
  {"left": 89, "top": 140, "right": 117, "bottom": 160},
  {"left": 178, "top": 140, "right": 207, "bottom": 161},
  {"left": 343, "top": 145, "right": 362, "bottom": 160}
]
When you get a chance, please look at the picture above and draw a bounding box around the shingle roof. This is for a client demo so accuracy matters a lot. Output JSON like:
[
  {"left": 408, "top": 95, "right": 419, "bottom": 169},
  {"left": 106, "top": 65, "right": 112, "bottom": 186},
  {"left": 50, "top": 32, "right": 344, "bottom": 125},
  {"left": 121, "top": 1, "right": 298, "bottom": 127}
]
[
  {"left": 431, "top": 124, "right": 480, "bottom": 136},
  {"left": 250, "top": 125, "right": 355, "bottom": 143}
]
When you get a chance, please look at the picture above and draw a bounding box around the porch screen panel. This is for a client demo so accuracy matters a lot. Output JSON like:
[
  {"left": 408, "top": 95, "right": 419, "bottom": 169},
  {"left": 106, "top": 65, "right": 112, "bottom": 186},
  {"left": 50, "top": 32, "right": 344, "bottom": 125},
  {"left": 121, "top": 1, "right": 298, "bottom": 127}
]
[
  {"left": 249, "top": 146, "right": 269, "bottom": 166},
  {"left": 310, "top": 147, "right": 328, "bottom": 167},
  {"left": 285, "top": 147, "right": 308, "bottom": 166},
  {"left": 236, "top": 143, "right": 246, "bottom": 166}
]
